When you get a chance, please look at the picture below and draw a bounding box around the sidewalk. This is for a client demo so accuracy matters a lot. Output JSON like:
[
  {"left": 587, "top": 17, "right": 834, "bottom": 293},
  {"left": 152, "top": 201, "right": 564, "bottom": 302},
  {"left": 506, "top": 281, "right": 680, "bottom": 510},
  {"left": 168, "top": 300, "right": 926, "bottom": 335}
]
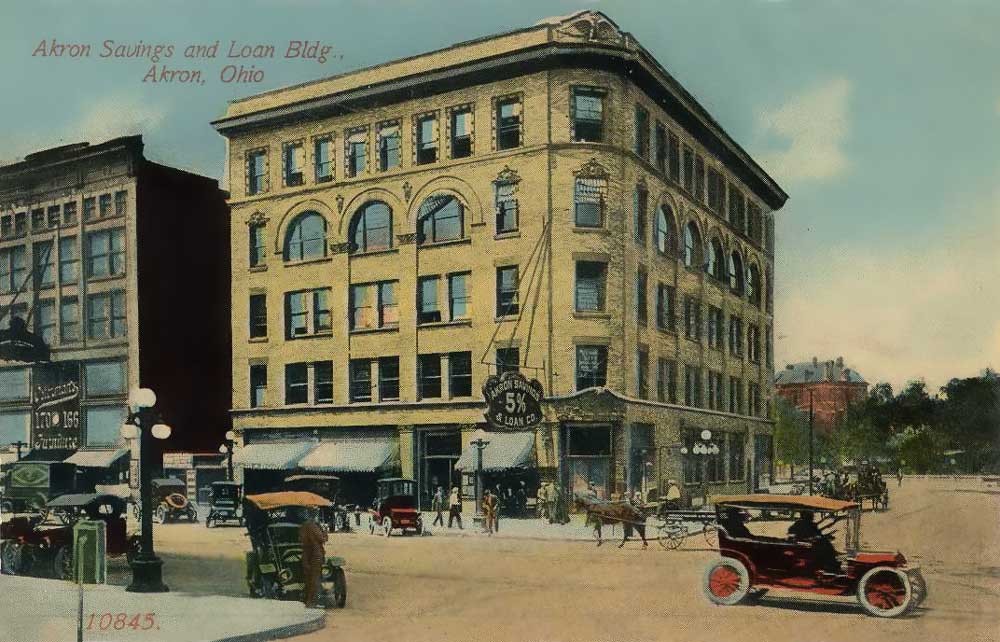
[{"left": 0, "top": 574, "right": 325, "bottom": 642}]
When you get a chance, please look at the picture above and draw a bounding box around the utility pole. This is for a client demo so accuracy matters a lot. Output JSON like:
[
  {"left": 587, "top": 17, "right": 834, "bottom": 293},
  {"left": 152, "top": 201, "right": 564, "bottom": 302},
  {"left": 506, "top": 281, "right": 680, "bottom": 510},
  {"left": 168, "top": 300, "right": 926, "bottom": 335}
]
[
  {"left": 808, "top": 390, "right": 815, "bottom": 496},
  {"left": 12, "top": 440, "right": 27, "bottom": 460}
]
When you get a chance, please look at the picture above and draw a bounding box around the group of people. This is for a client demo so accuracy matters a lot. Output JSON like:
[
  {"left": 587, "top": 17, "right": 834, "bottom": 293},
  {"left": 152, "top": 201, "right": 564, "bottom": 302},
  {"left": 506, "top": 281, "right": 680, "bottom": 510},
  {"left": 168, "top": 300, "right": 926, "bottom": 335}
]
[
  {"left": 430, "top": 486, "right": 465, "bottom": 529},
  {"left": 536, "top": 481, "right": 570, "bottom": 524}
]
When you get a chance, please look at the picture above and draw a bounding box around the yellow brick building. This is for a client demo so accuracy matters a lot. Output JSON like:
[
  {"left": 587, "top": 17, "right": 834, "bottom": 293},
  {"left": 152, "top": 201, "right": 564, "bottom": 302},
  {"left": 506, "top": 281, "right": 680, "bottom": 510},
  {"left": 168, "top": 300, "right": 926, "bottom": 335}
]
[{"left": 213, "top": 11, "right": 787, "bottom": 509}]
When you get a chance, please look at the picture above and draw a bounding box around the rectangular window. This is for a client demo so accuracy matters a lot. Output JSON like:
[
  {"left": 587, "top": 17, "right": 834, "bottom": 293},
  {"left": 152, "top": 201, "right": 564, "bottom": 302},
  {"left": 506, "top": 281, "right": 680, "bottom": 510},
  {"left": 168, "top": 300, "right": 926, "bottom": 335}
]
[
  {"left": 496, "top": 266, "right": 519, "bottom": 317},
  {"left": 418, "top": 354, "right": 442, "bottom": 399},
  {"left": 668, "top": 132, "right": 681, "bottom": 182},
  {"left": 707, "top": 306, "right": 723, "bottom": 349},
  {"left": 314, "top": 361, "right": 333, "bottom": 404},
  {"left": 47, "top": 205, "right": 60, "bottom": 228},
  {"left": 496, "top": 347, "right": 519, "bottom": 374},
  {"left": 59, "top": 236, "right": 80, "bottom": 285},
  {"left": 729, "top": 433, "right": 746, "bottom": 481},
  {"left": 683, "top": 430, "right": 703, "bottom": 485},
  {"left": 63, "top": 202, "right": 77, "bottom": 225},
  {"left": 350, "top": 359, "right": 372, "bottom": 402},
  {"left": 415, "top": 114, "right": 438, "bottom": 165},
  {"left": 654, "top": 123, "right": 667, "bottom": 172},
  {"left": 285, "top": 363, "right": 308, "bottom": 405},
  {"left": 377, "top": 122, "right": 401, "bottom": 171},
  {"left": 85, "top": 406, "right": 127, "bottom": 447},
  {"left": 708, "top": 371, "right": 725, "bottom": 411},
  {"left": 657, "top": 358, "right": 677, "bottom": 403},
  {"left": 656, "top": 284, "right": 675, "bottom": 331},
  {"left": 0, "top": 368, "right": 29, "bottom": 402},
  {"left": 418, "top": 276, "right": 441, "bottom": 324},
  {"left": 449, "top": 351, "right": 472, "bottom": 397},
  {"left": 83, "top": 197, "right": 97, "bottom": 221},
  {"left": 30, "top": 208, "right": 44, "bottom": 232},
  {"left": 34, "top": 299, "right": 56, "bottom": 345},
  {"left": 571, "top": 87, "right": 604, "bottom": 142},
  {"left": 283, "top": 142, "right": 305, "bottom": 186},
  {"left": 694, "top": 156, "right": 705, "bottom": 203},
  {"left": 575, "top": 261, "right": 606, "bottom": 312},
  {"left": 706, "top": 435, "right": 725, "bottom": 482},
  {"left": 729, "top": 185, "right": 745, "bottom": 231},
  {"left": 575, "top": 345, "right": 608, "bottom": 390},
  {"left": 250, "top": 364, "right": 267, "bottom": 408},
  {"left": 636, "top": 267, "right": 647, "bottom": 325},
  {"left": 285, "top": 288, "right": 331, "bottom": 337},
  {"left": 634, "top": 105, "right": 649, "bottom": 158},
  {"left": 87, "top": 291, "right": 125, "bottom": 340},
  {"left": 14, "top": 212, "right": 26, "bottom": 235},
  {"left": 574, "top": 177, "right": 606, "bottom": 227},
  {"left": 249, "top": 224, "right": 265, "bottom": 267},
  {"left": 314, "top": 136, "right": 333, "bottom": 182},
  {"left": 60, "top": 297, "right": 80, "bottom": 343},
  {"left": 749, "top": 382, "right": 761, "bottom": 417},
  {"left": 729, "top": 315, "right": 743, "bottom": 357},
  {"left": 683, "top": 146, "right": 694, "bottom": 193},
  {"left": 378, "top": 281, "right": 398, "bottom": 327},
  {"left": 350, "top": 281, "right": 398, "bottom": 330},
  {"left": 0, "top": 215, "right": 10, "bottom": 239},
  {"left": 729, "top": 377, "right": 743, "bottom": 414},
  {"left": 85, "top": 228, "right": 125, "bottom": 279},
  {"left": 450, "top": 107, "right": 473, "bottom": 159},
  {"left": 84, "top": 361, "right": 126, "bottom": 396},
  {"left": 0, "top": 246, "right": 25, "bottom": 293},
  {"left": 114, "top": 190, "right": 127, "bottom": 217},
  {"left": 747, "top": 324, "right": 760, "bottom": 362},
  {"left": 34, "top": 241, "right": 55, "bottom": 289},
  {"left": 636, "top": 349, "right": 649, "bottom": 399},
  {"left": 495, "top": 182, "right": 518, "bottom": 234},
  {"left": 98, "top": 194, "right": 112, "bottom": 219},
  {"left": 496, "top": 97, "right": 522, "bottom": 150},
  {"left": 378, "top": 357, "right": 400, "bottom": 401},
  {"left": 249, "top": 294, "right": 267, "bottom": 339},
  {"left": 684, "top": 297, "right": 701, "bottom": 341},
  {"left": 247, "top": 151, "right": 268, "bottom": 195},
  {"left": 346, "top": 128, "right": 368, "bottom": 177},
  {"left": 448, "top": 272, "right": 470, "bottom": 320},
  {"left": 633, "top": 186, "right": 647, "bottom": 244},
  {"left": 684, "top": 365, "right": 702, "bottom": 407}
]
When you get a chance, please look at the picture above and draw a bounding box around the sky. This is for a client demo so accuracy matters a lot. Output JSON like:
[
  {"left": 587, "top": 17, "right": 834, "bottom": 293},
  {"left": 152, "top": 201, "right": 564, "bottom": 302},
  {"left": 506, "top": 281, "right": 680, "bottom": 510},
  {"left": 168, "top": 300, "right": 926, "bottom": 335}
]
[{"left": 1, "top": 0, "right": 997, "bottom": 393}]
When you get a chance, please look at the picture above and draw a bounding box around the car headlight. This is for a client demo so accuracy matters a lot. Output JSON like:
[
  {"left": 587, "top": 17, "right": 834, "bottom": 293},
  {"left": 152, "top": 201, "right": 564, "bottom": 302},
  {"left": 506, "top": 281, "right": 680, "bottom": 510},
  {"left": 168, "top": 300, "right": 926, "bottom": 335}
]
[
  {"left": 321, "top": 564, "right": 333, "bottom": 579},
  {"left": 278, "top": 568, "right": 293, "bottom": 583}
]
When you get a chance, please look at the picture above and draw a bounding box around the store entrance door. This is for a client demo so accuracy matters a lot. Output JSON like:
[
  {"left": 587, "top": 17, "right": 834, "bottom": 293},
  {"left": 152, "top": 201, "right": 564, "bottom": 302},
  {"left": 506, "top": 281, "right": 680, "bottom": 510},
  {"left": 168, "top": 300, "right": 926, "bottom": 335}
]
[
  {"left": 563, "top": 424, "right": 612, "bottom": 507},
  {"left": 419, "top": 430, "right": 462, "bottom": 510}
]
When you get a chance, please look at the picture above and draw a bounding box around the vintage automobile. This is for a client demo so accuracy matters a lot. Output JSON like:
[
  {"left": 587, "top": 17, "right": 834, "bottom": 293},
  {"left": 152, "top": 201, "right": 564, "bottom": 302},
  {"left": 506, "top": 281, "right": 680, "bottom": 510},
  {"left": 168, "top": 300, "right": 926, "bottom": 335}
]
[
  {"left": 369, "top": 478, "right": 422, "bottom": 537},
  {"left": 703, "top": 494, "right": 926, "bottom": 618},
  {"left": 205, "top": 481, "right": 243, "bottom": 528},
  {"left": 243, "top": 491, "right": 347, "bottom": 607},
  {"left": 1, "top": 461, "right": 77, "bottom": 515},
  {"left": 150, "top": 478, "right": 197, "bottom": 523},
  {"left": 283, "top": 474, "right": 352, "bottom": 532},
  {"left": 1, "top": 493, "right": 138, "bottom": 579}
]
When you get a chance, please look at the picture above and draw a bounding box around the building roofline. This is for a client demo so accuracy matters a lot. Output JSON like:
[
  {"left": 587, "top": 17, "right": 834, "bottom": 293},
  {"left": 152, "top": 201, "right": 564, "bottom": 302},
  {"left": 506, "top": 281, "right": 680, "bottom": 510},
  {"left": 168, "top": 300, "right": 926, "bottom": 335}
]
[{"left": 0, "top": 135, "right": 144, "bottom": 177}]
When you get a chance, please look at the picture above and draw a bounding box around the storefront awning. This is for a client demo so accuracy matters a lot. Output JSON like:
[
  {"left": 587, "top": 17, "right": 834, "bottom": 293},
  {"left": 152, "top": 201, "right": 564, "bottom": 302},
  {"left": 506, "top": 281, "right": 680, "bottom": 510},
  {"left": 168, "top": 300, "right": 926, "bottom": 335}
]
[
  {"left": 64, "top": 448, "right": 129, "bottom": 468},
  {"left": 298, "top": 437, "right": 399, "bottom": 473},
  {"left": 455, "top": 432, "right": 535, "bottom": 472},
  {"left": 233, "top": 442, "right": 315, "bottom": 470}
]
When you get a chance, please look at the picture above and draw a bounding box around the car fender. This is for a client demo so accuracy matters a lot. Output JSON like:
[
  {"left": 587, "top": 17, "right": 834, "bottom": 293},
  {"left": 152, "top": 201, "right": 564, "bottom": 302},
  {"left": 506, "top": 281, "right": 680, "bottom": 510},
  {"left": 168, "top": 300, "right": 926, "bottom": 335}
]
[{"left": 719, "top": 547, "right": 759, "bottom": 582}]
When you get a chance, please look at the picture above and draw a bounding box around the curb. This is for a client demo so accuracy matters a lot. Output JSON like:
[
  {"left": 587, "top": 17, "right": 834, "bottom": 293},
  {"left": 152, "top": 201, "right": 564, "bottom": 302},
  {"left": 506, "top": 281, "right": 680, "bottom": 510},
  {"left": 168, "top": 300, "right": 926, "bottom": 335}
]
[{"left": 211, "top": 611, "right": 326, "bottom": 642}]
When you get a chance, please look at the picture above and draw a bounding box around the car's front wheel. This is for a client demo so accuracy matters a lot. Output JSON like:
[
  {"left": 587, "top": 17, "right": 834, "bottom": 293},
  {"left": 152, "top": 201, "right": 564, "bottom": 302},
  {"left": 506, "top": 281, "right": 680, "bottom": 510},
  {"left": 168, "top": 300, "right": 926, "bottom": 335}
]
[
  {"left": 703, "top": 558, "right": 751, "bottom": 606},
  {"left": 857, "top": 567, "right": 912, "bottom": 617},
  {"left": 1, "top": 541, "right": 23, "bottom": 575},
  {"left": 52, "top": 545, "right": 73, "bottom": 580},
  {"left": 382, "top": 516, "right": 392, "bottom": 537}
]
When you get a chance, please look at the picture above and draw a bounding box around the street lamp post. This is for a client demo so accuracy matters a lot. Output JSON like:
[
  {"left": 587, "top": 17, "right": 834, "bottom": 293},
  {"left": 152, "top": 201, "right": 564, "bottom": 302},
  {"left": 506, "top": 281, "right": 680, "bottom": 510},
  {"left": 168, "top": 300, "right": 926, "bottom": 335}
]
[
  {"left": 218, "top": 430, "right": 235, "bottom": 481},
  {"left": 470, "top": 428, "right": 490, "bottom": 528},
  {"left": 121, "top": 388, "right": 171, "bottom": 593},
  {"left": 680, "top": 430, "right": 720, "bottom": 507}
]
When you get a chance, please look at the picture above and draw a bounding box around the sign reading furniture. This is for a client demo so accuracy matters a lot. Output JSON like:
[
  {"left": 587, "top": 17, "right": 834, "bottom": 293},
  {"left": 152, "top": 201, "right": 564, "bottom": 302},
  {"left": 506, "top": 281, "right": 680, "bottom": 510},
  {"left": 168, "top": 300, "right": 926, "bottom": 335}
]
[
  {"left": 31, "top": 363, "right": 82, "bottom": 450},
  {"left": 482, "top": 372, "right": 544, "bottom": 429}
]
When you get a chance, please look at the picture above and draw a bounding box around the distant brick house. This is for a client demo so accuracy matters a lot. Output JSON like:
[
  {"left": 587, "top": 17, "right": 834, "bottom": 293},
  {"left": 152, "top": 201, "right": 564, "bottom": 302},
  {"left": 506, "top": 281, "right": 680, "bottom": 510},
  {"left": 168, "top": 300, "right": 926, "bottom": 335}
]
[{"left": 774, "top": 357, "right": 868, "bottom": 431}]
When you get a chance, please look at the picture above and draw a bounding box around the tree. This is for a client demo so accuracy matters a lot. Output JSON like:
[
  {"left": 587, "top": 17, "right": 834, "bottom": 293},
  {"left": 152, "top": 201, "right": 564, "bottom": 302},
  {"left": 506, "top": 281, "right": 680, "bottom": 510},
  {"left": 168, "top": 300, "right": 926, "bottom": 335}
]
[{"left": 773, "top": 396, "right": 809, "bottom": 476}]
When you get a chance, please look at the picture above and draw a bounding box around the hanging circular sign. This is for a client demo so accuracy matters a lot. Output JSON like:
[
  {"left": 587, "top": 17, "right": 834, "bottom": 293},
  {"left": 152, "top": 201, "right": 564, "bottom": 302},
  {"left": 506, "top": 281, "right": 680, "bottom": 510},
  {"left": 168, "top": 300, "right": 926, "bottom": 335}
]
[{"left": 482, "top": 372, "right": 544, "bottom": 429}]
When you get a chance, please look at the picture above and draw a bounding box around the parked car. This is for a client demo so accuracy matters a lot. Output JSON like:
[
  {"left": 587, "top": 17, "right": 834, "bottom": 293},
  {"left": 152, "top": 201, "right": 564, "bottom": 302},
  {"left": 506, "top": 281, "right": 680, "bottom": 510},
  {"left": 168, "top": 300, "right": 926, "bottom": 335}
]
[
  {"left": 1, "top": 461, "right": 76, "bottom": 515},
  {"left": 283, "top": 474, "right": 352, "bottom": 532},
  {"left": 150, "top": 478, "right": 197, "bottom": 523},
  {"left": 243, "top": 491, "right": 347, "bottom": 607},
  {"left": 703, "top": 494, "right": 926, "bottom": 617},
  {"left": 369, "top": 478, "right": 422, "bottom": 537},
  {"left": 205, "top": 481, "right": 243, "bottom": 528}
]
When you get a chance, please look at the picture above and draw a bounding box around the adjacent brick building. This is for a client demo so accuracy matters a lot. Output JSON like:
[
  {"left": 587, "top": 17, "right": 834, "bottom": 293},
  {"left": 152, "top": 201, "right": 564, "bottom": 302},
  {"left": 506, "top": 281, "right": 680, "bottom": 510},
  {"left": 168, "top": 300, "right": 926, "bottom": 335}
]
[
  {"left": 214, "top": 10, "right": 787, "bottom": 507},
  {"left": 774, "top": 356, "right": 868, "bottom": 431}
]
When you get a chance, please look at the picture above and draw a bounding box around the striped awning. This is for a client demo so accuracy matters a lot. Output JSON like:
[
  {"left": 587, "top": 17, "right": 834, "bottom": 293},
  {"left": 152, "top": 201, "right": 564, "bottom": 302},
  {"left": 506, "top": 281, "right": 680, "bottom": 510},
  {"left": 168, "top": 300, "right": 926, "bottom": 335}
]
[
  {"left": 455, "top": 432, "right": 535, "bottom": 472},
  {"left": 233, "top": 442, "right": 315, "bottom": 470},
  {"left": 298, "top": 437, "right": 399, "bottom": 473},
  {"left": 64, "top": 448, "right": 130, "bottom": 468}
]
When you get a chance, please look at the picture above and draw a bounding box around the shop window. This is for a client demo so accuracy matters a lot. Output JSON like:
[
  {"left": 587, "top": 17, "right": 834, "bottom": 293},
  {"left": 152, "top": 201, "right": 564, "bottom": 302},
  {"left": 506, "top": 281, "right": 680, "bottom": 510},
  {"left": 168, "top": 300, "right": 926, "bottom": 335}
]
[
  {"left": 0, "top": 368, "right": 29, "bottom": 402},
  {"left": 314, "top": 136, "right": 334, "bottom": 182},
  {"left": 450, "top": 107, "right": 473, "bottom": 159},
  {"left": 349, "top": 201, "right": 392, "bottom": 253},
  {"left": 496, "top": 266, "right": 519, "bottom": 317},
  {"left": 349, "top": 359, "right": 372, "bottom": 402},
  {"left": 284, "top": 212, "right": 327, "bottom": 261},
  {"left": 571, "top": 87, "right": 604, "bottom": 142},
  {"left": 417, "top": 195, "right": 463, "bottom": 244},
  {"left": 85, "top": 361, "right": 126, "bottom": 397},
  {"left": 496, "top": 97, "right": 522, "bottom": 150},
  {"left": 575, "top": 345, "right": 607, "bottom": 390},
  {"left": 377, "top": 122, "right": 401, "bottom": 171},
  {"left": 575, "top": 261, "right": 606, "bottom": 312},
  {"left": 284, "top": 363, "right": 308, "bottom": 405},
  {"left": 249, "top": 294, "right": 267, "bottom": 339},
  {"left": 448, "top": 272, "right": 470, "bottom": 320},
  {"left": 250, "top": 364, "right": 267, "bottom": 408},
  {"left": 418, "top": 354, "right": 442, "bottom": 399},
  {"left": 415, "top": 114, "right": 439, "bottom": 165},
  {"left": 496, "top": 347, "right": 519, "bottom": 374},
  {"left": 448, "top": 352, "right": 472, "bottom": 397},
  {"left": 379, "top": 357, "right": 400, "bottom": 401},
  {"left": 85, "top": 406, "right": 126, "bottom": 447}
]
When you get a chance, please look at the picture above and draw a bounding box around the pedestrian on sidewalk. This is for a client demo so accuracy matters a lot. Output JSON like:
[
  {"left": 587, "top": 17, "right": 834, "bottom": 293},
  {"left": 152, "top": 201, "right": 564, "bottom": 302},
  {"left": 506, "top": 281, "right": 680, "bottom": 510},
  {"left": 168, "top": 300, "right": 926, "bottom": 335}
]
[
  {"left": 298, "top": 508, "right": 328, "bottom": 608},
  {"left": 537, "top": 482, "right": 550, "bottom": 520},
  {"left": 517, "top": 481, "right": 528, "bottom": 518},
  {"left": 483, "top": 489, "right": 497, "bottom": 535},
  {"left": 896, "top": 468, "right": 903, "bottom": 487},
  {"left": 547, "top": 482, "right": 559, "bottom": 524},
  {"left": 432, "top": 486, "right": 445, "bottom": 527},
  {"left": 448, "top": 486, "right": 463, "bottom": 529}
]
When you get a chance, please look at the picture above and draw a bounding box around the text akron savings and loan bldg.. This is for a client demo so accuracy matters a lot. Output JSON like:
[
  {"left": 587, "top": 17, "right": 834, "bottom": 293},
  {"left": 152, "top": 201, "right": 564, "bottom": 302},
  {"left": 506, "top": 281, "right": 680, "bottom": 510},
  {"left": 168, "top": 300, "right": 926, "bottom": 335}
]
[{"left": 215, "top": 11, "right": 787, "bottom": 509}]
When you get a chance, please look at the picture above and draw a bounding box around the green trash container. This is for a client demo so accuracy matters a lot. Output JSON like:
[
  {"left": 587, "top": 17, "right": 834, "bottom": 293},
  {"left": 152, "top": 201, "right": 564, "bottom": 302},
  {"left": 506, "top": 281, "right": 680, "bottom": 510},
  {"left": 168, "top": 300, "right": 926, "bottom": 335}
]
[{"left": 73, "top": 520, "right": 107, "bottom": 584}]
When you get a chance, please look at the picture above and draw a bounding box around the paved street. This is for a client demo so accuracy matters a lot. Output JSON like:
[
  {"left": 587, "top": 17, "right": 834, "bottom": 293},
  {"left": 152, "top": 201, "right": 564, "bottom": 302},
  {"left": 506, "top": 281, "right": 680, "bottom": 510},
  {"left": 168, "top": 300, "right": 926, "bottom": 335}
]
[{"left": 110, "top": 477, "right": 998, "bottom": 642}]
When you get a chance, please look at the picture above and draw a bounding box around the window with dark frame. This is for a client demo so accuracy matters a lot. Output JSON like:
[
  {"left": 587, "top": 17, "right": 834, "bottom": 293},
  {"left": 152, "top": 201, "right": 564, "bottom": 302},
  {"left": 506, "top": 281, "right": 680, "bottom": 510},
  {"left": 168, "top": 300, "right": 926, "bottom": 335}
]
[
  {"left": 571, "top": 87, "right": 604, "bottom": 142},
  {"left": 633, "top": 186, "right": 647, "bottom": 244},
  {"left": 655, "top": 205, "right": 674, "bottom": 255},
  {"left": 575, "top": 261, "right": 606, "bottom": 312},
  {"left": 496, "top": 97, "right": 522, "bottom": 150},
  {"left": 377, "top": 122, "right": 401, "bottom": 171},
  {"left": 707, "top": 306, "right": 724, "bottom": 349},
  {"left": 416, "top": 114, "right": 439, "bottom": 164},
  {"left": 728, "top": 185, "right": 745, "bottom": 231},
  {"left": 694, "top": 156, "right": 705, "bottom": 203},
  {"left": 636, "top": 349, "right": 649, "bottom": 399},
  {"left": 496, "top": 347, "right": 520, "bottom": 374},
  {"left": 668, "top": 131, "right": 680, "bottom": 182},
  {"left": 0, "top": 246, "right": 25, "bottom": 293},
  {"left": 346, "top": 128, "right": 367, "bottom": 177},
  {"left": 283, "top": 142, "right": 305, "bottom": 186},
  {"left": 85, "top": 291, "right": 125, "bottom": 340},
  {"left": 656, "top": 283, "right": 675, "bottom": 331},
  {"left": 60, "top": 297, "right": 79, "bottom": 343},
  {"left": 378, "top": 357, "right": 400, "bottom": 401},
  {"left": 729, "top": 251, "right": 744, "bottom": 294},
  {"left": 448, "top": 272, "right": 470, "bottom": 320},
  {"left": 634, "top": 104, "right": 649, "bottom": 159},
  {"left": 418, "top": 354, "right": 442, "bottom": 399},
  {"left": 496, "top": 265, "right": 519, "bottom": 317},
  {"left": 683, "top": 146, "right": 694, "bottom": 193},
  {"left": 729, "top": 433, "right": 745, "bottom": 480},
  {"left": 351, "top": 281, "right": 398, "bottom": 330},
  {"left": 285, "top": 288, "right": 331, "bottom": 338},
  {"left": 418, "top": 276, "right": 441, "bottom": 324},
  {"left": 575, "top": 345, "right": 607, "bottom": 390},
  {"left": 98, "top": 195, "right": 112, "bottom": 219},
  {"left": 350, "top": 201, "right": 392, "bottom": 253},
  {"left": 684, "top": 365, "right": 702, "bottom": 407},
  {"left": 249, "top": 223, "right": 266, "bottom": 267},
  {"left": 314, "top": 136, "right": 333, "bottom": 182},
  {"left": 314, "top": 361, "right": 334, "bottom": 404},
  {"left": 684, "top": 296, "right": 701, "bottom": 341},
  {"left": 14, "top": 212, "right": 26, "bottom": 235},
  {"left": 33, "top": 241, "right": 54, "bottom": 289},
  {"left": 247, "top": 150, "right": 268, "bottom": 195},
  {"left": 449, "top": 351, "right": 472, "bottom": 397},
  {"left": 636, "top": 267, "right": 647, "bottom": 325},
  {"left": 574, "top": 177, "right": 606, "bottom": 227},
  {"left": 657, "top": 358, "right": 677, "bottom": 403},
  {"left": 283, "top": 212, "right": 327, "bottom": 261},
  {"left": 285, "top": 363, "right": 309, "bottom": 405},
  {"left": 417, "top": 195, "right": 463, "bottom": 244},
  {"left": 450, "top": 107, "right": 473, "bottom": 159},
  {"left": 729, "top": 315, "right": 743, "bottom": 357},
  {"left": 249, "top": 294, "right": 267, "bottom": 339},
  {"left": 654, "top": 123, "right": 666, "bottom": 172},
  {"left": 85, "top": 228, "right": 125, "bottom": 279},
  {"left": 495, "top": 181, "right": 518, "bottom": 234},
  {"left": 63, "top": 202, "right": 77, "bottom": 225},
  {"left": 349, "top": 359, "right": 372, "bottom": 402},
  {"left": 250, "top": 364, "right": 267, "bottom": 408},
  {"left": 34, "top": 299, "right": 55, "bottom": 345}
]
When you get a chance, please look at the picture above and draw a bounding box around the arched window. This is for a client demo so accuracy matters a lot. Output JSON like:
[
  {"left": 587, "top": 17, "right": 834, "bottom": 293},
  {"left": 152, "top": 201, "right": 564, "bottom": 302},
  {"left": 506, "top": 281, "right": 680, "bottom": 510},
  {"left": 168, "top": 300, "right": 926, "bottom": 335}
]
[
  {"left": 706, "top": 238, "right": 724, "bottom": 280},
  {"left": 349, "top": 201, "right": 392, "bottom": 253},
  {"left": 747, "top": 263, "right": 761, "bottom": 306},
  {"left": 417, "top": 194, "right": 464, "bottom": 244},
  {"left": 284, "top": 211, "right": 327, "bottom": 261},
  {"left": 655, "top": 205, "right": 675, "bottom": 255},
  {"left": 683, "top": 221, "right": 701, "bottom": 268},
  {"left": 728, "top": 251, "right": 744, "bottom": 294}
]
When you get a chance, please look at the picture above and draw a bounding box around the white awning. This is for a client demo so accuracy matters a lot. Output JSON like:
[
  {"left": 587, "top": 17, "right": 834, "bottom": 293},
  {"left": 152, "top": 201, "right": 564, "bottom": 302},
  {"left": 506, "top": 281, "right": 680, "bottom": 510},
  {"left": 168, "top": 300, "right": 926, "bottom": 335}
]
[
  {"left": 298, "top": 437, "right": 399, "bottom": 473},
  {"left": 64, "top": 448, "right": 130, "bottom": 468},
  {"left": 455, "top": 432, "right": 535, "bottom": 472},
  {"left": 233, "top": 442, "right": 315, "bottom": 470}
]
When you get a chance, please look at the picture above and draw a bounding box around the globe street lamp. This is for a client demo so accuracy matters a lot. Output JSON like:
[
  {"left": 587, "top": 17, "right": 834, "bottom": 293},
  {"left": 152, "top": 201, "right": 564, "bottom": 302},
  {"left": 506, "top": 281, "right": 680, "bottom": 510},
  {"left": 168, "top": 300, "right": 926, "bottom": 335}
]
[
  {"left": 218, "top": 430, "right": 236, "bottom": 481},
  {"left": 680, "top": 430, "right": 720, "bottom": 507},
  {"left": 121, "top": 388, "right": 171, "bottom": 593},
  {"left": 470, "top": 428, "right": 490, "bottom": 528}
]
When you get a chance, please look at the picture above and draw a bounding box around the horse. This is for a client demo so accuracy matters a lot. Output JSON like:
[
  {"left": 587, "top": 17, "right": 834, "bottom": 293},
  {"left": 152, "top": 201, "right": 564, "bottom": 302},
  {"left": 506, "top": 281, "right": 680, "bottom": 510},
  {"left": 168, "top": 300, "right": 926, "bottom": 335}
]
[{"left": 575, "top": 495, "right": 648, "bottom": 548}]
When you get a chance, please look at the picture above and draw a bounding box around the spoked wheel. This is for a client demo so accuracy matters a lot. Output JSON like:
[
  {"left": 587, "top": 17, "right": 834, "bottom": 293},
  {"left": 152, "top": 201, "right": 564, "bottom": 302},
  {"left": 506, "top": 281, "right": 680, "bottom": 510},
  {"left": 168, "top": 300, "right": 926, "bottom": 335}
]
[
  {"left": 414, "top": 518, "right": 424, "bottom": 536},
  {"left": 153, "top": 505, "right": 166, "bottom": 524},
  {"left": 381, "top": 516, "right": 392, "bottom": 537},
  {"left": 52, "top": 545, "right": 73, "bottom": 580},
  {"left": 857, "top": 567, "right": 912, "bottom": 617},
  {"left": 205, "top": 515, "right": 214, "bottom": 528},
  {"left": 703, "top": 525, "right": 719, "bottom": 548},
  {"left": 703, "top": 558, "right": 751, "bottom": 605},
  {"left": 1, "top": 541, "right": 23, "bottom": 575},
  {"left": 329, "top": 567, "right": 347, "bottom": 608},
  {"left": 656, "top": 521, "right": 684, "bottom": 550},
  {"left": 907, "top": 569, "right": 928, "bottom": 610}
]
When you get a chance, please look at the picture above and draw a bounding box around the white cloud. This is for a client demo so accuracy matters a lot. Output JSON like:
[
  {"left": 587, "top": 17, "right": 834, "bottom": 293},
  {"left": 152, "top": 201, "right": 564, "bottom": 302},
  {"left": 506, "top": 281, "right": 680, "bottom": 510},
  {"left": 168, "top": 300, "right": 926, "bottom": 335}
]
[{"left": 754, "top": 77, "right": 852, "bottom": 183}]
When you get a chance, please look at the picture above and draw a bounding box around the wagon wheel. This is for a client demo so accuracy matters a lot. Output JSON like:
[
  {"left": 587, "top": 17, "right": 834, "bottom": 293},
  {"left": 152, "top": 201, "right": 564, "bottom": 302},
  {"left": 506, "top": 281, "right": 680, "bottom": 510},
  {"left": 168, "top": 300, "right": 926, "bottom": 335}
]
[
  {"left": 1, "top": 541, "right": 23, "bottom": 575},
  {"left": 656, "top": 521, "right": 684, "bottom": 550},
  {"left": 381, "top": 516, "right": 393, "bottom": 537},
  {"left": 907, "top": 570, "right": 928, "bottom": 610},
  {"left": 52, "top": 544, "right": 73, "bottom": 580},
  {"left": 205, "top": 514, "right": 214, "bottom": 528},
  {"left": 329, "top": 567, "right": 347, "bottom": 608},
  {"left": 857, "top": 567, "right": 912, "bottom": 617},
  {"left": 153, "top": 505, "right": 166, "bottom": 524},
  {"left": 703, "top": 558, "right": 751, "bottom": 605},
  {"left": 702, "top": 525, "right": 719, "bottom": 548}
]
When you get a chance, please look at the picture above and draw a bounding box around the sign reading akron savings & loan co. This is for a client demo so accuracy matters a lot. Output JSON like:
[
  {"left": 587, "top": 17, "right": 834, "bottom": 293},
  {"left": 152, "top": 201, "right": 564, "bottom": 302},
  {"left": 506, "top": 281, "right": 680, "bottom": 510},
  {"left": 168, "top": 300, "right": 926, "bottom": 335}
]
[{"left": 482, "top": 371, "right": 544, "bottom": 429}]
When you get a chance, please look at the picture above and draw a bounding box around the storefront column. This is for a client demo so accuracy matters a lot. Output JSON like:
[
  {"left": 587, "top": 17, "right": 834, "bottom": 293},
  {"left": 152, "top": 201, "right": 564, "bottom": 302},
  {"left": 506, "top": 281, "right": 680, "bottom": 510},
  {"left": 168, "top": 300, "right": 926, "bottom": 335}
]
[{"left": 397, "top": 425, "right": 415, "bottom": 480}]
